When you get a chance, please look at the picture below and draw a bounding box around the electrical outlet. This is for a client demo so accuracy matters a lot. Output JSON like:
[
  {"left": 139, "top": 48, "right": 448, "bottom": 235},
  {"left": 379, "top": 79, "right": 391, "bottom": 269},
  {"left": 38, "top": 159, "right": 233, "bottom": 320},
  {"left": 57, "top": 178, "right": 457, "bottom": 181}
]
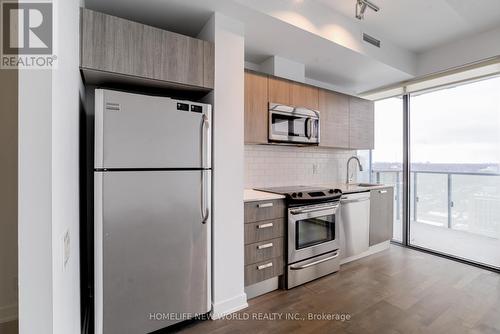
[
  {"left": 312, "top": 163, "right": 318, "bottom": 174},
  {"left": 63, "top": 230, "right": 70, "bottom": 269}
]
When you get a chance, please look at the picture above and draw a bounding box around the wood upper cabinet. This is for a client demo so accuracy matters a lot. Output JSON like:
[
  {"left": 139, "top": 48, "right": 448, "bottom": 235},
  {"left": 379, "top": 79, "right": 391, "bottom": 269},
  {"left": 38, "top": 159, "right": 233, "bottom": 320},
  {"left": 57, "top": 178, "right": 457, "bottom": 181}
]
[
  {"left": 244, "top": 71, "right": 269, "bottom": 144},
  {"left": 318, "top": 89, "right": 349, "bottom": 148},
  {"left": 348, "top": 96, "right": 374, "bottom": 149},
  {"left": 244, "top": 72, "right": 374, "bottom": 148},
  {"left": 290, "top": 82, "right": 319, "bottom": 110},
  {"left": 80, "top": 8, "right": 214, "bottom": 89},
  {"left": 268, "top": 77, "right": 290, "bottom": 105}
]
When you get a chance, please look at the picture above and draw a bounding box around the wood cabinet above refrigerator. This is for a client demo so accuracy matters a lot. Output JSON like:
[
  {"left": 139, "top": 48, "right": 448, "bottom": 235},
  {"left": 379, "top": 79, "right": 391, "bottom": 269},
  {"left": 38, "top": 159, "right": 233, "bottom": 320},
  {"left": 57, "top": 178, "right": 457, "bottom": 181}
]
[{"left": 80, "top": 8, "right": 214, "bottom": 91}]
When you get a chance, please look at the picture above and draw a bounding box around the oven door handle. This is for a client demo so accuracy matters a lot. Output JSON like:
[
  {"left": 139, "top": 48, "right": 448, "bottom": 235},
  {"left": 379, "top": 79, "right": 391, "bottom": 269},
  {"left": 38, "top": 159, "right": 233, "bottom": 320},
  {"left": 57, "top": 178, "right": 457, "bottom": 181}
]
[
  {"left": 290, "top": 205, "right": 338, "bottom": 215},
  {"left": 289, "top": 251, "right": 340, "bottom": 270}
]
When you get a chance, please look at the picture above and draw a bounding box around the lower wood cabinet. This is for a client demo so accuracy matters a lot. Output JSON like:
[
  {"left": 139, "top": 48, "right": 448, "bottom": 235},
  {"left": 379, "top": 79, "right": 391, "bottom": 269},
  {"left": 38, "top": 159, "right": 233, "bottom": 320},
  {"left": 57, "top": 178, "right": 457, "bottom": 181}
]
[
  {"left": 369, "top": 187, "right": 394, "bottom": 246},
  {"left": 244, "top": 199, "right": 285, "bottom": 223},
  {"left": 245, "top": 257, "right": 284, "bottom": 286},
  {"left": 244, "top": 218, "right": 284, "bottom": 244},
  {"left": 245, "top": 238, "right": 283, "bottom": 265},
  {"left": 244, "top": 199, "right": 286, "bottom": 287}
]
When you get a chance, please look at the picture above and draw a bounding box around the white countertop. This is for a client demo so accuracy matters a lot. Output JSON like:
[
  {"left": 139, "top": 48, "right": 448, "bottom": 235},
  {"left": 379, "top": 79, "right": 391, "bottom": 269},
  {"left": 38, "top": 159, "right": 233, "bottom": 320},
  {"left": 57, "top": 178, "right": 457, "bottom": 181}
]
[{"left": 244, "top": 189, "right": 285, "bottom": 202}]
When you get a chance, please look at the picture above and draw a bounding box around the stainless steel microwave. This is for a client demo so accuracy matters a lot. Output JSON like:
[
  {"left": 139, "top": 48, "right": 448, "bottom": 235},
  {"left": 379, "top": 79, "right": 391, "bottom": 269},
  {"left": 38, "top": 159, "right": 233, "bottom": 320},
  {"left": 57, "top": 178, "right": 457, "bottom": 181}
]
[{"left": 268, "top": 103, "right": 320, "bottom": 144}]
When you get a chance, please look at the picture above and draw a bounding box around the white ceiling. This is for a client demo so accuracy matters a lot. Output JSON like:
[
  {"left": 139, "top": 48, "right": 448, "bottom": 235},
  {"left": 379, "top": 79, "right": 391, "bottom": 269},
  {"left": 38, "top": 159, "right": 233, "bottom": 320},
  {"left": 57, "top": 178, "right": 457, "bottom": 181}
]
[{"left": 317, "top": 0, "right": 500, "bottom": 52}]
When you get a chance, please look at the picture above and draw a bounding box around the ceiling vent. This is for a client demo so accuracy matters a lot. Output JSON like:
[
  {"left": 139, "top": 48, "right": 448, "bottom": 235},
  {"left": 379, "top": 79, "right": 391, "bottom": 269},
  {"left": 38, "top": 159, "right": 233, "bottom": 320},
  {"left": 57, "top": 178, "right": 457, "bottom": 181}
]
[{"left": 363, "top": 33, "right": 381, "bottom": 48}]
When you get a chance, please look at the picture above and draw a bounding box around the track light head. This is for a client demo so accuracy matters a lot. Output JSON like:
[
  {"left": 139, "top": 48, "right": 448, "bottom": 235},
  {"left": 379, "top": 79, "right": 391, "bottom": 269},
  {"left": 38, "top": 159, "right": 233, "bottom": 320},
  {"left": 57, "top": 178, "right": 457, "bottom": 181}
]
[{"left": 355, "top": 0, "right": 380, "bottom": 20}]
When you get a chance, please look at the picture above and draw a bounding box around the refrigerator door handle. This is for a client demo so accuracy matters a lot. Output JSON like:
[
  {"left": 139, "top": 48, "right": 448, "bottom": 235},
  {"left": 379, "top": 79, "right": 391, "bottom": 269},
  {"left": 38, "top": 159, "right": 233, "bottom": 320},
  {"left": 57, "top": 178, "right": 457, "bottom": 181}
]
[
  {"left": 200, "top": 114, "right": 210, "bottom": 224},
  {"left": 201, "top": 170, "right": 209, "bottom": 224},
  {"left": 201, "top": 114, "right": 210, "bottom": 168}
]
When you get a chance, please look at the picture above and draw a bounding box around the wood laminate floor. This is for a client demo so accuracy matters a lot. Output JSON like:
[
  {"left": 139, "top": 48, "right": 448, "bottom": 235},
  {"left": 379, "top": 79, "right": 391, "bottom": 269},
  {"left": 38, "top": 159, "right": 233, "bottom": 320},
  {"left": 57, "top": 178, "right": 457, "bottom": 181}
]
[{"left": 170, "top": 245, "right": 500, "bottom": 334}]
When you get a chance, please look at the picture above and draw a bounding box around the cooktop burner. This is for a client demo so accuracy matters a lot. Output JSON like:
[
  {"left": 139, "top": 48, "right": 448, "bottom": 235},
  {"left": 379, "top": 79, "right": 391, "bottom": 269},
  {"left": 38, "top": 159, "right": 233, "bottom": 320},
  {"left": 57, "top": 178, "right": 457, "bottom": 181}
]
[{"left": 255, "top": 185, "right": 342, "bottom": 204}]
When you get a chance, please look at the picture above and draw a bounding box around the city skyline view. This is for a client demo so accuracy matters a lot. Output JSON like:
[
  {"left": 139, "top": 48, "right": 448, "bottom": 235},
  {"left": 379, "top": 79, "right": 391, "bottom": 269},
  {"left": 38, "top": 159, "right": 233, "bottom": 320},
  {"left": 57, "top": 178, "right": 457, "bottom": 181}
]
[{"left": 373, "top": 75, "right": 500, "bottom": 165}]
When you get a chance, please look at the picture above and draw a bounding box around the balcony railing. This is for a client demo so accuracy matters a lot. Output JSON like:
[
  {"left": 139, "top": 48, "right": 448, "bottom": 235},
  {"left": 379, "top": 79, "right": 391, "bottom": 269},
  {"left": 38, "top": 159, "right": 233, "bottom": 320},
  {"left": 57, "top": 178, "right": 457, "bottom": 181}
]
[{"left": 372, "top": 169, "right": 500, "bottom": 239}]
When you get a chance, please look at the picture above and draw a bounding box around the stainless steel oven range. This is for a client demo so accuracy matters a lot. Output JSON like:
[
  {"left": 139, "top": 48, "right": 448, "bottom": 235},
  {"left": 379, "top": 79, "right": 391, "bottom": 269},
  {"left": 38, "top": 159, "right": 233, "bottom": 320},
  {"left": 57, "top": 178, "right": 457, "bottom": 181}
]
[{"left": 256, "top": 186, "right": 342, "bottom": 289}]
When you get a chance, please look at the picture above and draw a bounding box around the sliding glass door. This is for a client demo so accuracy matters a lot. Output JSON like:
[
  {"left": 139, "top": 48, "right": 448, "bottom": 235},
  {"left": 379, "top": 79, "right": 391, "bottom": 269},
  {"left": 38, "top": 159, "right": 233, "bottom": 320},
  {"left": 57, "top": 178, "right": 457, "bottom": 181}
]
[{"left": 409, "top": 76, "right": 500, "bottom": 268}]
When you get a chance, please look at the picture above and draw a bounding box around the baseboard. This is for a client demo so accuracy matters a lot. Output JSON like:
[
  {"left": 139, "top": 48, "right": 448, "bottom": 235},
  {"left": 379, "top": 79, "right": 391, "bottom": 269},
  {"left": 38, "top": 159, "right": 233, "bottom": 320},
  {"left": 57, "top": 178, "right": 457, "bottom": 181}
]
[
  {"left": 245, "top": 277, "right": 279, "bottom": 300},
  {"left": 340, "top": 240, "right": 390, "bottom": 265},
  {"left": 0, "top": 303, "right": 18, "bottom": 323},
  {"left": 211, "top": 293, "right": 248, "bottom": 320}
]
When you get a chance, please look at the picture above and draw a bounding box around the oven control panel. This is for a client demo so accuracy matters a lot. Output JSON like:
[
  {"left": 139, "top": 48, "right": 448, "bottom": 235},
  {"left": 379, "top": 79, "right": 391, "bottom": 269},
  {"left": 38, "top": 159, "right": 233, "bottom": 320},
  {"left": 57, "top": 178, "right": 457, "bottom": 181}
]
[{"left": 288, "top": 188, "right": 342, "bottom": 203}]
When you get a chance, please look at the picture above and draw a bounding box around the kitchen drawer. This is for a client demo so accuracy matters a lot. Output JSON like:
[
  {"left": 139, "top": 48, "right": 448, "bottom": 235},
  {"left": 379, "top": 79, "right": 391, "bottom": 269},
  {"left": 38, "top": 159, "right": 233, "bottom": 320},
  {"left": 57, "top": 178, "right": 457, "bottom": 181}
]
[
  {"left": 244, "top": 199, "right": 285, "bottom": 223},
  {"left": 244, "top": 257, "right": 284, "bottom": 286},
  {"left": 244, "top": 218, "right": 284, "bottom": 244},
  {"left": 245, "top": 238, "right": 283, "bottom": 265}
]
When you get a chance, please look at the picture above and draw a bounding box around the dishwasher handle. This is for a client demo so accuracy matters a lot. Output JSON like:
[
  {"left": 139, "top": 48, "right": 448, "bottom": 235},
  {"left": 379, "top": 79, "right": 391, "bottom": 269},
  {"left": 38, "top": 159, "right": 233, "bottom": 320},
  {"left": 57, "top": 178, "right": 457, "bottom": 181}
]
[{"left": 340, "top": 196, "right": 370, "bottom": 204}]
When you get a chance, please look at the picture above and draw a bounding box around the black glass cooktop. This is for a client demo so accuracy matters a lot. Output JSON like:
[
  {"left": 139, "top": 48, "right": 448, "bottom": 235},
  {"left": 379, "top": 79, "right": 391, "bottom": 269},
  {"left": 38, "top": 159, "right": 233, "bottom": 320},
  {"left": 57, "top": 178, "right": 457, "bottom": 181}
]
[{"left": 255, "top": 185, "right": 342, "bottom": 204}]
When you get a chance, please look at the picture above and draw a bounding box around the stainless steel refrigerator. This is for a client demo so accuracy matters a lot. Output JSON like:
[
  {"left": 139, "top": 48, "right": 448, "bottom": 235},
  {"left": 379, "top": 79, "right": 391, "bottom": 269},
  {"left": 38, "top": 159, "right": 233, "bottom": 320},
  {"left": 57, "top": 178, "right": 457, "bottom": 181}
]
[{"left": 93, "top": 89, "right": 211, "bottom": 334}]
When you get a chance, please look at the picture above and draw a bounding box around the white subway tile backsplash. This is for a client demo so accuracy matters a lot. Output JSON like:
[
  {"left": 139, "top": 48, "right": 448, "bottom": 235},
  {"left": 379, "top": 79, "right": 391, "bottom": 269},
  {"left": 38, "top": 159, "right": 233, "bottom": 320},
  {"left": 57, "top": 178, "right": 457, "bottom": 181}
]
[{"left": 244, "top": 145, "right": 357, "bottom": 188}]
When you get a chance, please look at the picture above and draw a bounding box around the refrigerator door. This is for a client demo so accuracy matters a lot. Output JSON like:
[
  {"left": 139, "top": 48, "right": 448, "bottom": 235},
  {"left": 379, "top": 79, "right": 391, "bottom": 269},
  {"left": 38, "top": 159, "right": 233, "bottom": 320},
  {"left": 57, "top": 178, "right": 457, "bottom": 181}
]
[
  {"left": 94, "top": 170, "right": 211, "bottom": 334},
  {"left": 95, "top": 89, "right": 211, "bottom": 169}
]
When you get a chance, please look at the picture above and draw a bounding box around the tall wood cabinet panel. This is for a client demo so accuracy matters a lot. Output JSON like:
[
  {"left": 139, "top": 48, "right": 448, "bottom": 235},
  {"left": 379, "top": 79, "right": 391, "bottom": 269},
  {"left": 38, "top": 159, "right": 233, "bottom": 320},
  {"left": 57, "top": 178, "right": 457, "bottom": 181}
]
[
  {"left": 318, "top": 89, "right": 349, "bottom": 148},
  {"left": 245, "top": 71, "right": 269, "bottom": 144},
  {"left": 290, "top": 82, "right": 319, "bottom": 110},
  {"left": 369, "top": 187, "right": 394, "bottom": 246},
  {"left": 80, "top": 8, "right": 214, "bottom": 90},
  {"left": 268, "top": 77, "right": 290, "bottom": 105},
  {"left": 203, "top": 41, "right": 215, "bottom": 89},
  {"left": 349, "top": 96, "right": 374, "bottom": 149}
]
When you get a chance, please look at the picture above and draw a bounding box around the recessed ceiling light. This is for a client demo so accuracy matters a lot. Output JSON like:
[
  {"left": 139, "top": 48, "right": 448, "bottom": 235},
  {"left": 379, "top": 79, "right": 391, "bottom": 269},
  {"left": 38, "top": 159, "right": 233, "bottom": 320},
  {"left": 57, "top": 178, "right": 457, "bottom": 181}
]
[{"left": 355, "top": 0, "right": 380, "bottom": 20}]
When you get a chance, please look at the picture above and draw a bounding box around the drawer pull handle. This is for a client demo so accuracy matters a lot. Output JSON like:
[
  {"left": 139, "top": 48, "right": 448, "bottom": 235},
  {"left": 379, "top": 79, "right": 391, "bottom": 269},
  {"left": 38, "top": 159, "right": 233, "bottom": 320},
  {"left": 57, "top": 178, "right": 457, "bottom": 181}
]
[
  {"left": 257, "top": 223, "right": 273, "bottom": 229},
  {"left": 257, "top": 262, "right": 273, "bottom": 270},
  {"left": 379, "top": 190, "right": 388, "bottom": 194},
  {"left": 258, "top": 202, "right": 273, "bottom": 208},
  {"left": 257, "top": 243, "right": 273, "bottom": 250}
]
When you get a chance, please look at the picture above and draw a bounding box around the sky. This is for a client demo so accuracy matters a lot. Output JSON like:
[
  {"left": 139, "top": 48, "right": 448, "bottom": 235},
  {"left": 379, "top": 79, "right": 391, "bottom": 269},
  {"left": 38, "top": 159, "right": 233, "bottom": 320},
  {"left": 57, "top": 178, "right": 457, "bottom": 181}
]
[{"left": 372, "top": 75, "right": 500, "bottom": 165}]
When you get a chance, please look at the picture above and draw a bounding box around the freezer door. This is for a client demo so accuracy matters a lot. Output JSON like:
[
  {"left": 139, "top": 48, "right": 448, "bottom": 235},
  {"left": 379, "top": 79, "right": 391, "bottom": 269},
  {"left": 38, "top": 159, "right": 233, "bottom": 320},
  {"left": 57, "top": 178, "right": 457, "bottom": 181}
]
[
  {"left": 95, "top": 89, "right": 212, "bottom": 169},
  {"left": 94, "top": 170, "right": 211, "bottom": 334}
]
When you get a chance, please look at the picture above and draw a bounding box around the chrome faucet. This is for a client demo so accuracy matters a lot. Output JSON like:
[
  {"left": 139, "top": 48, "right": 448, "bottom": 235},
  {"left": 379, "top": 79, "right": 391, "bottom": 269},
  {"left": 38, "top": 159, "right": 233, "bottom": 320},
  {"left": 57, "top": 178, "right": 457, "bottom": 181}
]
[{"left": 346, "top": 156, "right": 363, "bottom": 184}]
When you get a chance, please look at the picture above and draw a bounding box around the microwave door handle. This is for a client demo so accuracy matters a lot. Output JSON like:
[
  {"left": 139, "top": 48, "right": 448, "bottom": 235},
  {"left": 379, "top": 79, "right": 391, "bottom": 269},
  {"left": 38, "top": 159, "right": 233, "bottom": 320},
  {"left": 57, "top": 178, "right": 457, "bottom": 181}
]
[{"left": 306, "top": 117, "right": 312, "bottom": 139}]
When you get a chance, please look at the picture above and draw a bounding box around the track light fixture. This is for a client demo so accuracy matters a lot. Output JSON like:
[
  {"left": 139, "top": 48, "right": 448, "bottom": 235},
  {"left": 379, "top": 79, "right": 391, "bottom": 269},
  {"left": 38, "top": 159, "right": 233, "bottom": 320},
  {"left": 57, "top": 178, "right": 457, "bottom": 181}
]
[{"left": 355, "top": 0, "right": 379, "bottom": 20}]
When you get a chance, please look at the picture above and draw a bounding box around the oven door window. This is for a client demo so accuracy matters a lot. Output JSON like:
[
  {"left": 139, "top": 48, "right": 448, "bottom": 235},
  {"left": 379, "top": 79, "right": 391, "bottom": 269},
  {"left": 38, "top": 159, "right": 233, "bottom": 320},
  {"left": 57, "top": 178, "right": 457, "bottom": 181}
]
[
  {"left": 271, "top": 113, "right": 307, "bottom": 137},
  {"left": 296, "top": 214, "right": 335, "bottom": 249}
]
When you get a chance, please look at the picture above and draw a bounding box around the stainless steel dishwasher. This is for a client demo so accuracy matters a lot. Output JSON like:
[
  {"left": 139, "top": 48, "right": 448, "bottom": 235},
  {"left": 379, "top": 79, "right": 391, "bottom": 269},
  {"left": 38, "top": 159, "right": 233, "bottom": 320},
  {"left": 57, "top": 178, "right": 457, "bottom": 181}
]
[{"left": 340, "top": 192, "right": 371, "bottom": 259}]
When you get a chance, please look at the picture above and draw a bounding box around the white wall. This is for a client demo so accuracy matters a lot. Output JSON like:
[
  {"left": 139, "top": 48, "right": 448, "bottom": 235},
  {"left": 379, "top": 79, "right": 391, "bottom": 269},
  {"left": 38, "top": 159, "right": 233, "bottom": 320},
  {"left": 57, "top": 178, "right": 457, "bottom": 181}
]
[
  {"left": 51, "top": 0, "right": 82, "bottom": 332},
  {"left": 19, "top": 69, "right": 54, "bottom": 334},
  {"left": 417, "top": 26, "right": 500, "bottom": 76},
  {"left": 198, "top": 13, "right": 248, "bottom": 317},
  {"left": 18, "top": 0, "right": 82, "bottom": 333}
]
